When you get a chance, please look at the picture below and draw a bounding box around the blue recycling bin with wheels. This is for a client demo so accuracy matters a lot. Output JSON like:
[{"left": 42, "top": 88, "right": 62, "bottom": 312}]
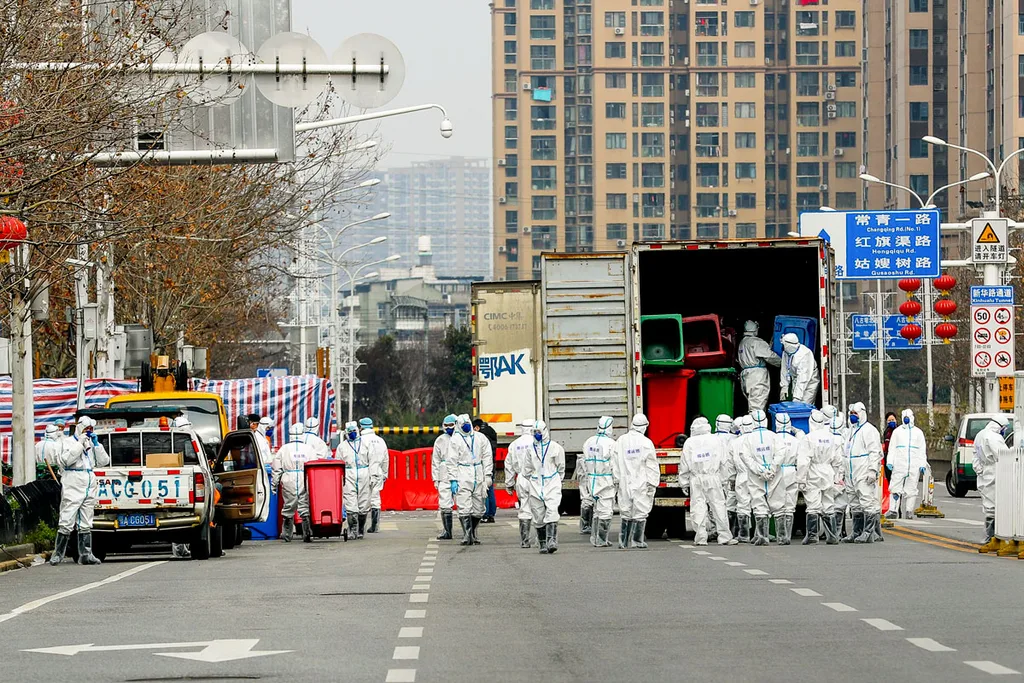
[
  {"left": 245, "top": 464, "right": 279, "bottom": 540},
  {"left": 768, "top": 401, "right": 815, "bottom": 434},
  {"left": 771, "top": 316, "right": 818, "bottom": 356}
]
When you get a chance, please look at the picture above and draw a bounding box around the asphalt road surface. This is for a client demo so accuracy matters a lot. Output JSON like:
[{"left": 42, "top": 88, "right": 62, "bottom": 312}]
[{"left": 2, "top": 510, "right": 1022, "bottom": 683}]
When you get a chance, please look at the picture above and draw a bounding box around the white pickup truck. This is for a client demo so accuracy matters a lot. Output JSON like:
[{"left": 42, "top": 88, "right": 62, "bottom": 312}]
[{"left": 79, "top": 407, "right": 270, "bottom": 560}]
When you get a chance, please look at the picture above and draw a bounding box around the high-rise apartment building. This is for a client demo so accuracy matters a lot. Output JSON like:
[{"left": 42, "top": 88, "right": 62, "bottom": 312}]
[{"left": 491, "top": 0, "right": 866, "bottom": 280}]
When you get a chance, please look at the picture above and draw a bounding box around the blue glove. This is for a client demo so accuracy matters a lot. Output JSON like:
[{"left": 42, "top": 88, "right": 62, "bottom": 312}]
[
  {"left": 90, "top": 434, "right": 99, "bottom": 447},
  {"left": 919, "top": 466, "right": 926, "bottom": 474},
  {"left": 450, "top": 481, "right": 459, "bottom": 496},
  {"left": 886, "top": 463, "right": 893, "bottom": 471}
]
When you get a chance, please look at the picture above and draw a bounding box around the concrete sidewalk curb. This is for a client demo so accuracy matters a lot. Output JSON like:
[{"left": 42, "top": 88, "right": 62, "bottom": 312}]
[{"left": 0, "top": 549, "right": 51, "bottom": 573}]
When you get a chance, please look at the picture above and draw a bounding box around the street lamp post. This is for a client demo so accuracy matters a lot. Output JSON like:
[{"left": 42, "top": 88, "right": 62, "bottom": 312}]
[{"left": 296, "top": 103, "right": 453, "bottom": 139}]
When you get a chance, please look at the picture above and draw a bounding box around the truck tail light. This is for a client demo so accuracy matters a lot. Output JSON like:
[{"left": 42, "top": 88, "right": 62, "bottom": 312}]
[
  {"left": 663, "top": 463, "right": 679, "bottom": 475},
  {"left": 194, "top": 472, "right": 206, "bottom": 503}
]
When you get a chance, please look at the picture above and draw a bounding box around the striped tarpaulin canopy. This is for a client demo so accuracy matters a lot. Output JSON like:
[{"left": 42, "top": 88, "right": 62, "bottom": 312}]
[{"left": 190, "top": 376, "right": 338, "bottom": 450}]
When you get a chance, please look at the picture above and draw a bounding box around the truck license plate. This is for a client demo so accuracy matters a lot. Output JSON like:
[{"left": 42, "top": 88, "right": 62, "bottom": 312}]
[{"left": 117, "top": 513, "right": 156, "bottom": 528}]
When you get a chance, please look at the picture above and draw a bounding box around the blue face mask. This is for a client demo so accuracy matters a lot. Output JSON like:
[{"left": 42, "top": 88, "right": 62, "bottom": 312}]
[
  {"left": 887, "top": 420, "right": 896, "bottom": 429},
  {"left": 347, "top": 430, "right": 358, "bottom": 441},
  {"left": 444, "top": 426, "right": 455, "bottom": 436},
  {"left": 461, "top": 423, "right": 473, "bottom": 434},
  {"left": 849, "top": 414, "right": 860, "bottom": 425},
  {"left": 534, "top": 432, "right": 544, "bottom": 442},
  {"left": 903, "top": 417, "right": 911, "bottom": 425}
]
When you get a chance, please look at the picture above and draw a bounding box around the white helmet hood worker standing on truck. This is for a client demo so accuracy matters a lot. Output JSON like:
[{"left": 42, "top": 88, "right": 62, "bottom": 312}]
[
  {"left": 50, "top": 416, "right": 109, "bottom": 566},
  {"left": 681, "top": 417, "right": 737, "bottom": 547},
  {"left": 613, "top": 413, "right": 659, "bottom": 550},
  {"left": 504, "top": 419, "right": 536, "bottom": 548},
  {"left": 886, "top": 409, "right": 928, "bottom": 520},
  {"left": 272, "top": 422, "right": 314, "bottom": 543},
  {"left": 780, "top": 333, "right": 820, "bottom": 404},
  {"left": 523, "top": 420, "right": 566, "bottom": 554},
  {"left": 737, "top": 320, "right": 782, "bottom": 412},
  {"left": 580, "top": 417, "right": 618, "bottom": 548}
]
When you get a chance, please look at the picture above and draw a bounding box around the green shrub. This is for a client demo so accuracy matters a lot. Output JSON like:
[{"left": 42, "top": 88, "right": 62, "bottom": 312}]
[{"left": 23, "top": 521, "right": 56, "bottom": 552}]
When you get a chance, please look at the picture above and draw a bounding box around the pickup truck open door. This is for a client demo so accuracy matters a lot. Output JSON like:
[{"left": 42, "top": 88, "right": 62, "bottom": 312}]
[{"left": 212, "top": 430, "right": 271, "bottom": 524}]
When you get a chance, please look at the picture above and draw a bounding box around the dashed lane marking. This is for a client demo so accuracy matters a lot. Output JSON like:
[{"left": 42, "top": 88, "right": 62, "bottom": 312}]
[
  {"left": 399, "top": 628, "right": 423, "bottom": 639},
  {"left": 412, "top": 585, "right": 429, "bottom": 591},
  {"left": 393, "top": 646, "right": 420, "bottom": 660},
  {"left": 404, "top": 610, "right": 426, "bottom": 619},
  {"left": 822, "top": 603, "right": 858, "bottom": 612},
  {"left": 964, "top": 661, "right": 1020, "bottom": 675},
  {"left": 725, "top": 561, "right": 746, "bottom": 567},
  {"left": 678, "top": 544, "right": 695, "bottom": 548},
  {"left": 415, "top": 575, "right": 432, "bottom": 582},
  {"left": 386, "top": 669, "right": 416, "bottom": 682},
  {"left": 708, "top": 556, "right": 728, "bottom": 561},
  {"left": 862, "top": 618, "right": 903, "bottom": 631},
  {"left": 768, "top": 579, "right": 793, "bottom": 585},
  {"left": 409, "top": 594, "right": 429, "bottom": 603},
  {"left": 907, "top": 638, "right": 955, "bottom": 652},
  {"left": 744, "top": 569, "right": 769, "bottom": 576},
  {"left": 380, "top": 523, "right": 399, "bottom": 531},
  {"left": 791, "top": 588, "right": 823, "bottom": 597},
  {"left": 692, "top": 550, "right": 713, "bottom": 556}
]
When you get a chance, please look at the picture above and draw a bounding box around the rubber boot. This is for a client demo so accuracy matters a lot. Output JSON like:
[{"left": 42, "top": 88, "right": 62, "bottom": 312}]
[
  {"left": 631, "top": 519, "right": 648, "bottom": 549},
  {"left": 738, "top": 514, "right": 752, "bottom": 544},
  {"left": 594, "top": 518, "right": 612, "bottom": 547},
  {"left": 537, "top": 524, "right": 548, "bottom": 554},
  {"left": 802, "top": 513, "right": 819, "bottom": 545},
  {"left": 777, "top": 515, "right": 792, "bottom": 546},
  {"left": 357, "top": 513, "right": 367, "bottom": 539},
  {"left": 843, "top": 511, "right": 863, "bottom": 544},
  {"left": 855, "top": 513, "right": 876, "bottom": 543},
  {"left": 348, "top": 514, "right": 359, "bottom": 540},
  {"left": 752, "top": 515, "right": 769, "bottom": 546},
  {"left": 618, "top": 518, "right": 633, "bottom": 550},
  {"left": 301, "top": 516, "right": 313, "bottom": 543},
  {"left": 546, "top": 522, "right": 559, "bottom": 554},
  {"left": 519, "top": 519, "right": 532, "bottom": 548},
  {"left": 822, "top": 513, "right": 839, "bottom": 545},
  {"left": 368, "top": 509, "right": 380, "bottom": 533},
  {"left": 835, "top": 510, "right": 847, "bottom": 541},
  {"left": 872, "top": 513, "right": 884, "bottom": 542},
  {"left": 471, "top": 516, "right": 483, "bottom": 545},
  {"left": 437, "top": 511, "right": 453, "bottom": 540},
  {"left": 49, "top": 532, "right": 70, "bottom": 566},
  {"left": 580, "top": 505, "right": 594, "bottom": 534},
  {"left": 281, "top": 517, "right": 294, "bottom": 542},
  {"left": 728, "top": 511, "right": 739, "bottom": 540},
  {"left": 77, "top": 532, "right": 102, "bottom": 565},
  {"left": 979, "top": 517, "right": 999, "bottom": 553},
  {"left": 459, "top": 516, "right": 473, "bottom": 546}
]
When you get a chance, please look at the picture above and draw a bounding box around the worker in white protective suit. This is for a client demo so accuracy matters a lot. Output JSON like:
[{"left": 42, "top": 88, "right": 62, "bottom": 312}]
[
  {"left": 885, "top": 409, "right": 928, "bottom": 520},
  {"left": 715, "top": 416, "right": 739, "bottom": 539},
  {"left": 780, "top": 333, "right": 820, "bottom": 404},
  {"left": 739, "top": 410, "right": 778, "bottom": 546},
  {"left": 337, "top": 420, "right": 374, "bottom": 539},
  {"left": 974, "top": 418, "right": 1008, "bottom": 553},
  {"left": 35, "top": 424, "right": 63, "bottom": 480},
  {"left": 681, "top": 417, "right": 738, "bottom": 546},
  {"left": 576, "top": 420, "right": 597, "bottom": 536},
  {"left": 613, "top": 413, "right": 660, "bottom": 549},
  {"left": 821, "top": 406, "right": 850, "bottom": 538},
  {"left": 360, "top": 417, "right": 389, "bottom": 533},
  {"left": 737, "top": 320, "right": 782, "bottom": 412},
  {"left": 303, "top": 417, "right": 332, "bottom": 460},
  {"left": 271, "top": 423, "right": 315, "bottom": 543},
  {"left": 448, "top": 414, "right": 493, "bottom": 546},
  {"left": 579, "top": 417, "right": 618, "bottom": 548},
  {"left": 770, "top": 412, "right": 804, "bottom": 545},
  {"left": 843, "top": 402, "right": 884, "bottom": 544},
  {"left": 732, "top": 415, "right": 755, "bottom": 542},
  {"left": 797, "top": 411, "right": 840, "bottom": 544},
  {"left": 504, "top": 419, "right": 536, "bottom": 548},
  {"left": 50, "top": 416, "right": 109, "bottom": 565},
  {"left": 431, "top": 415, "right": 458, "bottom": 540},
  {"left": 523, "top": 420, "right": 566, "bottom": 554},
  {"left": 250, "top": 415, "right": 274, "bottom": 463}
]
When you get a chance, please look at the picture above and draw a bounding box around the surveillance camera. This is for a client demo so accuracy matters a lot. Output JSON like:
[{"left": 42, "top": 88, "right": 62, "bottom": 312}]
[{"left": 440, "top": 118, "right": 453, "bottom": 139}]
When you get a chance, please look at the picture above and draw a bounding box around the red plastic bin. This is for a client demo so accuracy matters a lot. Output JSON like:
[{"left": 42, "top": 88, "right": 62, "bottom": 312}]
[
  {"left": 643, "top": 368, "right": 696, "bottom": 449},
  {"left": 304, "top": 459, "right": 345, "bottom": 539},
  {"left": 681, "top": 314, "right": 728, "bottom": 369}
]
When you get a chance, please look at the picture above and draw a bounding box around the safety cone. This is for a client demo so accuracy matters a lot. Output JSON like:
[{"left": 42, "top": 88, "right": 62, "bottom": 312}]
[{"left": 996, "top": 539, "right": 1020, "bottom": 557}]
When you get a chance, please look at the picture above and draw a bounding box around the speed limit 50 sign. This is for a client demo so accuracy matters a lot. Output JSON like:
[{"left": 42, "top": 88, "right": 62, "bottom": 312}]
[{"left": 971, "top": 286, "right": 1015, "bottom": 378}]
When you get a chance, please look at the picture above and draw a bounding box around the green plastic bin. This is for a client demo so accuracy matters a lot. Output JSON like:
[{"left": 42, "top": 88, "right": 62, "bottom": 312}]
[
  {"left": 640, "top": 314, "right": 685, "bottom": 367},
  {"left": 696, "top": 368, "right": 737, "bottom": 419}
]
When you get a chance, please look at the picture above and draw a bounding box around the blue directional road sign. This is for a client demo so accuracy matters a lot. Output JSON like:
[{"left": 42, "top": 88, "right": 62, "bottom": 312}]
[
  {"left": 257, "top": 367, "right": 289, "bottom": 378},
  {"left": 851, "top": 314, "right": 921, "bottom": 351}
]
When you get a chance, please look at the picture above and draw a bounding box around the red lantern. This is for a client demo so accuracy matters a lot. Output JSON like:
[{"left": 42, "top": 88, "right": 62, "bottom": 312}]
[
  {"left": 900, "top": 323, "right": 923, "bottom": 341},
  {"left": 935, "top": 322, "right": 958, "bottom": 343},
  {"left": 934, "top": 298, "right": 957, "bottom": 317},
  {"left": 0, "top": 215, "right": 26, "bottom": 250},
  {"left": 933, "top": 274, "right": 957, "bottom": 292},
  {"left": 898, "top": 278, "right": 922, "bottom": 293},
  {"left": 899, "top": 300, "right": 923, "bottom": 318}
]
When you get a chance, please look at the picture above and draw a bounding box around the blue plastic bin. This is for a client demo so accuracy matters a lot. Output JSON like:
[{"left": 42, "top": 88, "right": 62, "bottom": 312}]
[
  {"left": 245, "top": 464, "right": 279, "bottom": 540},
  {"left": 768, "top": 401, "right": 815, "bottom": 434},
  {"left": 772, "top": 316, "right": 818, "bottom": 357}
]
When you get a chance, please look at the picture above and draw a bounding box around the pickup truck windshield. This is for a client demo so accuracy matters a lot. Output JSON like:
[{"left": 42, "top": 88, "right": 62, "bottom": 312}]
[{"left": 100, "top": 432, "right": 200, "bottom": 466}]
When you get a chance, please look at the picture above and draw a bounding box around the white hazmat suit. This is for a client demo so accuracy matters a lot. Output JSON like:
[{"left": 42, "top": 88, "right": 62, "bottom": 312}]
[
  {"left": 336, "top": 421, "right": 375, "bottom": 539},
  {"left": 448, "top": 414, "right": 493, "bottom": 546},
  {"left": 613, "top": 413, "right": 659, "bottom": 549},
  {"left": 579, "top": 417, "right": 618, "bottom": 548},
  {"left": 737, "top": 321, "right": 782, "bottom": 412},
  {"left": 974, "top": 419, "right": 1007, "bottom": 552},
  {"left": 781, "top": 333, "right": 820, "bottom": 403},
  {"left": 503, "top": 419, "right": 536, "bottom": 547},
  {"left": 886, "top": 409, "right": 928, "bottom": 519},
  {"left": 35, "top": 424, "right": 62, "bottom": 474},
  {"left": 797, "top": 410, "right": 843, "bottom": 544},
  {"left": 681, "top": 417, "right": 737, "bottom": 546},
  {"left": 770, "top": 412, "right": 803, "bottom": 545},
  {"left": 431, "top": 415, "right": 458, "bottom": 540},
  {"left": 732, "top": 416, "right": 755, "bottom": 542},
  {"left": 738, "top": 410, "right": 778, "bottom": 546},
  {"left": 303, "top": 417, "right": 332, "bottom": 460},
  {"left": 49, "top": 417, "right": 109, "bottom": 565},
  {"left": 715, "top": 415, "right": 739, "bottom": 538},
  {"left": 272, "top": 422, "right": 314, "bottom": 542},
  {"left": 843, "top": 402, "right": 883, "bottom": 544},
  {"left": 523, "top": 420, "right": 566, "bottom": 554},
  {"left": 361, "top": 418, "right": 389, "bottom": 533}
]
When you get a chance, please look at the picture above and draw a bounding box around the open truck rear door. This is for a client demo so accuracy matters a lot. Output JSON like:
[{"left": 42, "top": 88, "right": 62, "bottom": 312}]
[{"left": 212, "top": 430, "right": 270, "bottom": 524}]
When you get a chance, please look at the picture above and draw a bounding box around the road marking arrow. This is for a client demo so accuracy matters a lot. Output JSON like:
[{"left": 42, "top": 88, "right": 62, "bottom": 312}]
[{"left": 24, "top": 639, "right": 292, "bottom": 662}]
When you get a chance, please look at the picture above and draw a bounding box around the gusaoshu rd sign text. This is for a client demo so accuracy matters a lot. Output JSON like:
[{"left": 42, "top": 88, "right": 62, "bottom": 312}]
[{"left": 845, "top": 210, "right": 940, "bottom": 279}]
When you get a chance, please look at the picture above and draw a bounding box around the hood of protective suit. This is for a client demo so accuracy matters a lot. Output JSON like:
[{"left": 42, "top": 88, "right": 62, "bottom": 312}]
[
  {"left": 289, "top": 422, "right": 305, "bottom": 439},
  {"left": 631, "top": 413, "right": 649, "bottom": 435},
  {"left": 45, "top": 424, "right": 60, "bottom": 438},
  {"left": 344, "top": 420, "right": 360, "bottom": 440},
  {"left": 690, "top": 417, "right": 712, "bottom": 437},
  {"left": 305, "top": 417, "right": 320, "bottom": 430},
  {"left": 533, "top": 419, "right": 550, "bottom": 443},
  {"left": 173, "top": 416, "right": 192, "bottom": 429},
  {"left": 743, "top": 320, "right": 759, "bottom": 337},
  {"left": 782, "top": 332, "right": 800, "bottom": 354},
  {"left": 809, "top": 410, "right": 826, "bottom": 432},
  {"left": 830, "top": 414, "right": 845, "bottom": 434},
  {"left": 751, "top": 410, "right": 768, "bottom": 430},
  {"left": 597, "top": 416, "right": 614, "bottom": 438},
  {"left": 986, "top": 419, "right": 1005, "bottom": 435},
  {"left": 821, "top": 405, "right": 838, "bottom": 419},
  {"left": 258, "top": 416, "right": 273, "bottom": 435},
  {"left": 520, "top": 419, "right": 534, "bottom": 436},
  {"left": 901, "top": 409, "right": 915, "bottom": 428},
  {"left": 715, "top": 414, "right": 734, "bottom": 434},
  {"left": 849, "top": 402, "right": 867, "bottom": 425},
  {"left": 774, "top": 413, "right": 792, "bottom": 434},
  {"left": 75, "top": 416, "right": 95, "bottom": 438},
  {"left": 738, "top": 416, "right": 755, "bottom": 435}
]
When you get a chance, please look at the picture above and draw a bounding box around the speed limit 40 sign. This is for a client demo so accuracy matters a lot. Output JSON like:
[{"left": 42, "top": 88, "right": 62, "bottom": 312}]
[{"left": 971, "top": 286, "right": 1015, "bottom": 377}]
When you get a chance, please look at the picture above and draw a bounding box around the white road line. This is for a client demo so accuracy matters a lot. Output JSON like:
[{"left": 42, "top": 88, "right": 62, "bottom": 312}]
[
  {"left": 399, "top": 627, "right": 423, "bottom": 639},
  {"left": 415, "top": 575, "right": 433, "bottom": 582},
  {"left": 693, "top": 550, "right": 713, "bottom": 556},
  {"left": 791, "top": 588, "right": 823, "bottom": 597},
  {"left": 725, "top": 561, "right": 747, "bottom": 567},
  {"left": 424, "top": 550, "right": 438, "bottom": 555},
  {"left": 386, "top": 669, "right": 416, "bottom": 682},
  {"left": 393, "top": 646, "right": 420, "bottom": 660},
  {"left": 418, "top": 568, "right": 433, "bottom": 574},
  {"left": 426, "top": 544, "right": 438, "bottom": 549},
  {"left": 404, "top": 610, "right": 426, "bottom": 619},
  {"left": 678, "top": 544, "right": 695, "bottom": 548},
  {"left": 412, "top": 585, "right": 429, "bottom": 591},
  {"left": 409, "top": 594, "right": 429, "bottom": 603},
  {"left": 0, "top": 560, "right": 166, "bottom": 625},
  {"left": 744, "top": 569, "right": 769, "bottom": 576},
  {"left": 907, "top": 638, "right": 955, "bottom": 652},
  {"left": 420, "top": 562, "right": 435, "bottom": 567},
  {"left": 964, "top": 661, "right": 1020, "bottom": 675},
  {"left": 945, "top": 518, "right": 985, "bottom": 526},
  {"left": 822, "top": 603, "right": 858, "bottom": 612},
  {"left": 862, "top": 618, "right": 904, "bottom": 631},
  {"left": 708, "top": 556, "right": 728, "bottom": 561},
  {"left": 768, "top": 579, "right": 793, "bottom": 585}
]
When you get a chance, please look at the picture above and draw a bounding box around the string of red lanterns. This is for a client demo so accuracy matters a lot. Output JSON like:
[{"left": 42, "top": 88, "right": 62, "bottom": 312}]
[
  {"left": 896, "top": 275, "right": 958, "bottom": 344},
  {"left": 897, "top": 278, "right": 923, "bottom": 344}
]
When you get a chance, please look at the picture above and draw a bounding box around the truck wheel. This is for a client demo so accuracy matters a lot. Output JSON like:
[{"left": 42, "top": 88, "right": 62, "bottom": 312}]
[
  {"left": 210, "top": 525, "right": 224, "bottom": 558},
  {"left": 666, "top": 509, "right": 687, "bottom": 541},
  {"left": 235, "top": 524, "right": 245, "bottom": 547},
  {"left": 91, "top": 537, "right": 108, "bottom": 562},
  {"left": 222, "top": 523, "right": 236, "bottom": 550},
  {"left": 191, "top": 527, "right": 212, "bottom": 560}
]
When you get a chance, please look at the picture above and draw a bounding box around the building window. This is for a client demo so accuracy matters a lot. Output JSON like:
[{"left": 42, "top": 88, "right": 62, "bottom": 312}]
[
  {"left": 606, "top": 132, "right": 628, "bottom": 149},
  {"left": 504, "top": 14, "right": 517, "bottom": 36},
  {"left": 796, "top": 72, "right": 819, "bottom": 97},
  {"left": 505, "top": 266, "right": 519, "bottom": 280},
  {"left": 504, "top": 239, "right": 519, "bottom": 262},
  {"left": 734, "top": 11, "right": 755, "bottom": 28},
  {"left": 796, "top": 41, "right": 820, "bottom": 66},
  {"left": 504, "top": 40, "right": 517, "bottom": 64},
  {"left": 696, "top": 193, "right": 720, "bottom": 217},
  {"left": 606, "top": 162, "right": 627, "bottom": 179},
  {"left": 640, "top": 11, "right": 665, "bottom": 36},
  {"left": 641, "top": 223, "right": 665, "bottom": 239},
  {"left": 530, "top": 15, "right": 556, "bottom": 40},
  {"left": 910, "top": 0, "right": 928, "bottom": 11},
  {"left": 530, "top": 0, "right": 554, "bottom": 8},
  {"left": 797, "top": 132, "right": 819, "bottom": 157},
  {"left": 640, "top": 42, "right": 665, "bottom": 67},
  {"left": 695, "top": 102, "right": 719, "bottom": 127},
  {"left": 531, "top": 135, "right": 557, "bottom": 160},
  {"left": 606, "top": 223, "right": 627, "bottom": 240},
  {"left": 735, "top": 163, "right": 757, "bottom": 180},
  {"left": 605, "top": 73, "right": 626, "bottom": 88},
  {"left": 641, "top": 102, "right": 665, "bottom": 127},
  {"left": 735, "top": 132, "right": 756, "bottom": 148},
  {"left": 909, "top": 175, "right": 929, "bottom": 198},
  {"left": 735, "top": 193, "right": 756, "bottom": 209},
  {"left": 531, "top": 226, "right": 556, "bottom": 250},
  {"left": 696, "top": 132, "right": 721, "bottom": 157},
  {"left": 835, "top": 131, "right": 856, "bottom": 148},
  {"left": 642, "top": 132, "right": 665, "bottom": 157},
  {"left": 642, "top": 193, "right": 665, "bottom": 217},
  {"left": 736, "top": 223, "right": 757, "bottom": 238},
  {"left": 605, "top": 11, "right": 626, "bottom": 28},
  {"left": 909, "top": 29, "right": 928, "bottom": 49},
  {"left": 641, "top": 163, "right": 665, "bottom": 188},
  {"left": 835, "top": 162, "right": 857, "bottom": 178},
  {"left": 909, "top": 102, "right": 929, "bottom": 122},
  {"left": 735, "top": 102, "right": 756, "bottom": 119},
  {"left": 796, "top": 11, "right": 819, "bottom": 35},
  {"left": 530, "top": 45, "right": 556, "bottom": 69},
  {"left": 696, "top": 73, "right": 720, "bottom": 97},
  {"left": 606, "top": 102, "right": 626, "bottom": 119},
  {"left": 505, "top": 181, "right": 518, "bottom": 199},
  {"left": 504, "top": 153, "right": 518, "bottom": 177},
  {"left": 505, "top": 99, "right": 518, "bottom": 121},
  {"left": 531, "top": 105, "right": 555, "bottom": 129},
  {"left": 606, "top": 42, "right": 626, "bottom": 58},
  {"left": 696, "top": 223, "right": 720, "bottom": 239},
  {"left": 835, "top": 41, "right": 856, "bottom": 58},
  {"left": 696, "top": 163, "right": 720, "bottom": 187},
  {"left": 695, "top": 12, "right": 719, "bottom": 37},
  {"left": 835, "top": 11, "right": 856, "bottom": 29},
  {"left": 505, "top": 125, "right": 518, "bottom": 148},
  {"left": 836, "top": 101, "right": 857, "bottom": 117},
  {"left": 1019, "top": 12, "right": 1024, "bottom": 35},
  {"left": 796, "top": 162, "right": 821, "bottom": 187},
  {"left": 697, "top": 42, "right": 719, "bottom": 67},
  {"left": 734, "top": 42, "right": 756, "bottom": 59},
  {"left": 796, "top": 193, "right": 821, "bottom": 211},
  {"left": 797, "top": 102, "right": 820, "bottom": 127},
  {"left": 835, "top": 71, "right": 857, "bottom": 88},
  {"left": 505, "top": 210, "right": 519, "bottom": 234},
  {"left": 532, "top": 196, "right": 557, "bottom": 220},
  {"left": 734, "top": 72, "right": 755, "bottom": 89},
  {"left": 909, "top": 139, "right": 929, "bottom": 158},
  {"left": 504, "top": 69, "right": 517, "bottom": 92},
  {"left": 909, "top": 65, "right": 929, "bottom": 86},
  {"left": 834, "top": 192, "right": 857, "bottom": 210},
  {"left": 607, "top": 194, "right": 628, "bottom": 210},
  {"left": 641, "top": 73, "right": 665, "bottom": 97},
  {"left": 531, "top": 166, "right": 556, "bottom": 190}
]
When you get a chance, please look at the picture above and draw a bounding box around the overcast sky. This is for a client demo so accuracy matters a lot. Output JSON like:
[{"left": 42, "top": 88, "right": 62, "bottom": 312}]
[{"left": 291, "top": 1, "right": 492, "bottom": 169}]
